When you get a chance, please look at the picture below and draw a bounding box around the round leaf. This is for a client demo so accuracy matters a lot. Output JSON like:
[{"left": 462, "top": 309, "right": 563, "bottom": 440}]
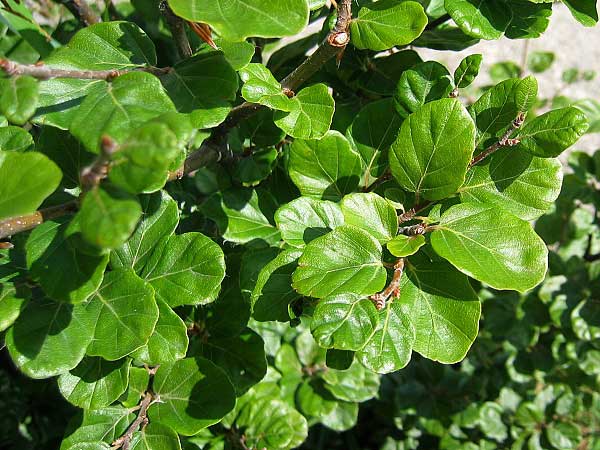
[{"left": 340, "top": 192, "right": 398, "bottom": 244}]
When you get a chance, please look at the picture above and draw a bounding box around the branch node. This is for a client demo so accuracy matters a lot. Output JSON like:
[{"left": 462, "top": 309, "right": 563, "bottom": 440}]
[{"left": 370, "top": 259, "right": 404, "bottom": 310}]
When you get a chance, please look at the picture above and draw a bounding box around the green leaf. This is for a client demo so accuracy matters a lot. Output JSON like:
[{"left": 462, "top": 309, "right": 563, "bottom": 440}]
[
  {"left": 479, "top": 402, "right": 508, "bottom": 441},
  {"left": 515, "top": 107, "right": 589, "bottom": 157},
  {"left": 59, "top": 407, "right": 135, "bottom": 450},
  {"left": 389, "top": 98, "right": 476, "bottom": 201},
  {"left": 288, "top": 131, "right": 362, "bottom": 201},
  {"left": 26, "top": 219, "right": 109, "bottom": 303},
  {"left": 166, "top": 0, "right": 309, "bottom": 41},
  {"left": 58, "top": 357, "right": 130, "bottom": 409},
  {"left": 109, "top": 123, "right": 181, "bottom": 194},
  {"left": 445, "top": 0, "right": 552, "bottom": 40},
  {"left": 201, "top": 188, "right": 281, "bottom": 245},
  {"left": 6, "top": 298, "right": 94, "bottom": 378},
  {"left": 469, "top": 77, "right": 537, "bottom": 149},
  {"left": 346, "top": 98, "right": 402, "bottom": 186},
  {"left": 239, "top": 63, "right": 292, "bottom": 111},
  {"left": 394, "top": 61, "right": 454, "bottom": 117},
  {"left": 340, "top": 193, "right": 398, "bottom": 245},
  {"left": 400, "top": 253, "right": 480, "bottom": 363},
  {"left": 161, "top": 52, "right": 238, "bottom": 128},
  {"left": 131, "top": 298, "right": 188, "bottom": 365},
  {"left": 130, "top": 422, "right": 182, "bottom": 450},
  {"left": 0, "top": 151, "right": 61, "bottom": 219},
  {"left": 149, "top": 357, "right": 236, "bottom": 436},
  {"left": 35, "top": 21, "right": 157, "bottom": 129},
  {"left": 251, "top": 248, "right": 302, "bottom": 322},
  {"left": 111, "top": 191, "right": 179, "bottom": 273},
  {"left": 546, "top": 422, "right": 581, "bottom": 450},
  {"left": 141, "top": 232, "right": 226, "bottom": 307},
  {"left": 350, "top": 0, "right": 428, "bottom": 51},
  {"left": 460, "top": 149, "right": 563, "bottom": 220},
  {"left": 86, "top": 268, "right": 158, "bottom": 360},
  {"left": 0, "top": 75, "right": 38, "bottom": 125},
  {"left": 454, "top": 53, "right": 483, "bottom": 88},
  {"left": 0, "top": 282, "right": 28, "bottom": 332},
  {"left": 564, "top": 0, "right": 598, "bottom": 26},
  {"left": 387, "top": 234, "right": 426, "bottom": 257},
  {"left": 234, "top": 147, "right": 279, "bottom": 187},
  {"left": 311, "top": 293, "right": 379, "bottom": 351},
  {"left": 528, "top": 51, "right": 555, "bottom": 73},
  {"left": 430, "top": 203, "right": 548, "bottom": 292},
  {"left": 273, "top": 84, "right": 335, "bottom": 140},
  {"left": 78, "top": 187, "right": 143, "bottom": 250},
  {"left": 357, "top": 300, "right": 415, "bottom": 374},
  {"left": 292, "top": 225, "right": 387, "bottom": 299},
  {"left": 275, "top": 197, "right": 344, "bottom": 248},
  {"left": 195, "top": 329, "right": 267, "bottom": 395},
  {"left": 0, "top": 126, "right": 33, "bottom": 152},
  {"left": 296, "top": 379, "right": 357, "bottom": 431},
  {"left": 321, "top": 360, "right": 381, "bottom": 403},
  {"left": 70, "top": 72, "right": 175, "bottom": 153},
  {"left": 119, "top": 367, "right": 149, "bottom": 408}
]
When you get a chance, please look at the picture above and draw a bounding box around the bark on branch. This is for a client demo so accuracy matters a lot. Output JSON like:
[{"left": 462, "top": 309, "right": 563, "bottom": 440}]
[
  {"left": 159, "top": 1, "right": 193, "bottom": 60},
  {"left": 0, "top": 59, "right": 172, "bottom": 81},
  {"left": 469, "top": 112, "right": 526, "bottom": 167},
  {"left": 54, "top": 0, "right": 101, "bottom": 26},
  {"left": 370, "top": 259, "right": 404, "bottom": 310},
  {"left": 0, "top": 202, "right": 78, "bottom": 239},
  {"left": 111, "top": 392, "right": 155, "bottom": 450}
]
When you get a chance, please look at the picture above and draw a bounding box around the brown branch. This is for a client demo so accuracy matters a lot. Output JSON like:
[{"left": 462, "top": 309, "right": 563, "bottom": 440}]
[
  {"left": 370, "top": 259, "right": 404, "bottom": 310},
  {"left": 398, "top": 223, "right": 428, "bottom": 236},
  {"left": 425, "top": 13, "right": 451, "bottom": 31},
  {"left": 0, "top": 59, "right": 172, "bottom": 81},
  {"left": 159, "top": 1, "right": 193, "bottom": 60},
  {"left": 111, "top": 392, "right": 154, "bottom": 450},
  {"left": 80, "top": 136, "right": 118, "bottom": 191},
  {"left": 54, "top": 0, "right": 101, "bottom": 26},
  {"left": 279, "top": 0, "right": 352, "bottom": 92},
  {"left": 469, "top": 112, "right": 526, "bottom": 168},
  {"left": 0, "top": 202, "right": 78, "bottom": 239}
]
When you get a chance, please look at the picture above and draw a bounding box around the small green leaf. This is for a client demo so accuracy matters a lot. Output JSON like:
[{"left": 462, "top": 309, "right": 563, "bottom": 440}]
[
  {"left": 273, "top": 84, "right": 335, "bottom": 140},
  {"left": 0, "top": 282, "right": 28, "bottom": 332},
  {"left": 166, "top": 0, "right": 309, "bottom": 41},
  {"left": 111, "top": 191, "right": 179, "bottom": 273},
  {"left": 109, "top": 123, "right": 181, "bottom": 194},
  {"left": 387, "top": 235, "right": 426, "bottom": 257},
  {"left": 292, "top": 225, "right": 387, "bottom": 299},
  {"left": 0, "top": 75, "right": 39, "bottom": 125},
  {"left": 321, "top": 360, "right": 381, "bottom": 403},
  {"left": 454, "top": 53, "right": 483, "bottom": 88},
  {"left": 288, "top": 131, "right": 362, "bottom": 201},
  {"left": 516, "top": 107, "right": 589, "bottom": 157},
  {"left": 350, "top": 0, "right": 428, "bottom": 51},
  {"left": 430, "top": 203, "right": 548, "bottom": 292},
  {"left": 78, "top": 187, "right": 142, "bottom": 250},
  {"left": 311, "top": 293, "right": 379, "bottom": 351},
  {"left": 239, "top": 63, "right": 292, "bottom": 111},
  {"left": 130, "top": 422, "right": 182, "bottom": 450},
  {"left": 119, "top": 367, "right": 149, "bottom": 408},
  {"left": 389, "top": 98, "right": 476, "bottom": 201},
  {"left": 6, "top": 298, "right": 94, "bottom": 378},
  {"left": 86, "top": 268, "right": 158, "bottom": 361},
  {"left": 400, "top": 253, "right": 480, "bottom": 363},
  {"left": 394, "top": 61, "right": 454, "bottom": 117},
  {"left": 546, "top": 422, "right": 581, "bottom": 450},
  {"left": 141, "top": 232, "right": 226, "bottom": 307},
  {"left": 58, "top": 357, "right": 130, "bottom": 409},
  {"left": 357, "top": 300, "right": 415, "bottom": 374},
  {"left": 26, "top": 219, "right": 109, "bottom": 303},
  {"left": 275, "top": 197, "right": 344, "bottom": 248},
  {"left": 528, "top": 51, "right": 555, "bottom": 73},
  {"left": 0, "top": 126, "right": 33, "bottom": 152},
  {"left": 0, "top": 151, "right": 62, "bottom": 220},
  {"left": 71, "top": 72, "right": 175, "bottom": 153},
  {"left": 340, "top": 193, "right": 398, "bottom": 244},
  {"left": 149, "top": 357, "right": 236, "bottom": 436}
]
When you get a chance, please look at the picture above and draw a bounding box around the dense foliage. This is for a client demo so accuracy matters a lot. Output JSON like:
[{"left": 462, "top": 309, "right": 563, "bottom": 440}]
[{"left": 0, "top": 0, "right": 598, "bottom": 449}]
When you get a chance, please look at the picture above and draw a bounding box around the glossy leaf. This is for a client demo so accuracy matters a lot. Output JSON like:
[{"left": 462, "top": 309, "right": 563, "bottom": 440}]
[
  {"left": 292, "top": 225, "right": 387, "bottom": 299},
  {"left": 454, "top": 53, "right": 483, "bottom": 88},
  {"left": 321, "top": 360, "right": 381, "bottom": 403},
  {"left": 0, "top": 126, "right": 33, "bottom": 152},
  {"left": 149, "top": 357, "right": 236, "bottom": 435},
  {"left": 166, "top": 0, "right": 309, "bottom": 41},
  {"left": 0, "top": 75, "right": 38, "bottom": 125},
  {"left": 0, "top": 151, "right": 61, "bottom": 220},
  {"left": 59, "top": 407, "right": 134, "bottom": 450},
  {"left": 142, "top": 232, "right": 226, "bottom": 307},
  {"left": 430, "top": 203, "right": 548, "bottom": 292},
  {"left": 129, "top": 422, "right": 182, "bottom": 450},
  {"left": 389, "top": 98, "right": 476, "bottom": 201},
  {"left": 350, "top": 0, "right": 428, "bottom": 51},
  {"left": 86, "top": 269, "right": 158, "bottom": 360},
  {"left": 288, "top": 131, "right": 363, "bottom": 201},
  {"left": 311, "top": 293, "right": 379, "bottom": 351},
  {"left": 387, "top": 234, "right": 426, "bottom": 257},
  {"left": 6, "top": 298, "right": 94, "bottom": 378}
]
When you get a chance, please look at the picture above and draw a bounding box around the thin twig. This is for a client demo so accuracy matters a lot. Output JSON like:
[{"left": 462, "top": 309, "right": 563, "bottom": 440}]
[
  {"left": 111, "top": 392, "right": 155, "bottom": 450},
  {"left": 370, "top": 259, "right": 404, "bottom": 310},
  {"left": 80, "top": 135, "right": 118, "bottom": 191},
  {"left": 398, "top": 223, "right": 428, "bottom": 236},
  {"left": 159, "top": 1, "right": 193, "bottom": 60},
  {"left": 0, "top": 202, "right": 78, "bottom": 239},
  {"left": 54, "top": 0, "right": 101, "bottom": 26},
  {"left": 469, "top": 112, "right": 526, "bottom": 168},
  {"left": 0, "top": 59, "right": 172, "bottom": 81}
]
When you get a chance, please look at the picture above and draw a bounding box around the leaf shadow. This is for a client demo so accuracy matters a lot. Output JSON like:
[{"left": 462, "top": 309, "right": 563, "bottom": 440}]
[{"left": 322, "top": 175, "right": 360, "bottom": 202}]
